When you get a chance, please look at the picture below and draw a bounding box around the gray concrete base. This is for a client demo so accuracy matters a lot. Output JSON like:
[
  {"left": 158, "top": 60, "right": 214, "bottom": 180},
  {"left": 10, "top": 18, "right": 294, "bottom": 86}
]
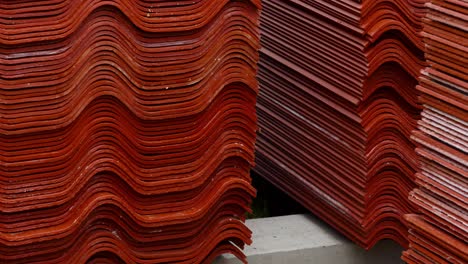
[{"left": 214, "top": 214, "right": 404, "bottom": 264}]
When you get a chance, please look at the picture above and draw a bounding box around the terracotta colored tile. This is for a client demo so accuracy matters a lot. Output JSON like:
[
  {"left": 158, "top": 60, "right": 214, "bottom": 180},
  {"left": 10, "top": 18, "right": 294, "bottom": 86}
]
[
  {"left": 256, "top": 0, "right": 426, "bottom": 249},
  {"left": 0, "top": 1, "right": 260, "bottom": 262}
]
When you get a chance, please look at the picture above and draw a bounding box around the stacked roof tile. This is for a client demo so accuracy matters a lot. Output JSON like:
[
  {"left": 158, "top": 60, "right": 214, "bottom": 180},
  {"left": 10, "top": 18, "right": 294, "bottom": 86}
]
[
  {"left": 0, "top": 0, "right": 260, "bottom": 262},
  {"left": 403, "top": 1, "right": 467, "bottom": 263},
  {"left": 256, "top": 0, "right": 426, "bottom": 248}
]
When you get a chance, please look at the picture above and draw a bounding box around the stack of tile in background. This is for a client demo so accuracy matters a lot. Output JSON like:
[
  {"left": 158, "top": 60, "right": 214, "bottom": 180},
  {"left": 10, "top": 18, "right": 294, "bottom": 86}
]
[
  {"left": 0, "top": 0, "right": 260, "bottom": 263},
  {"left": 403, "top": 0, "right": 467, "bottom": 263},
  {"left": 256, "top": 0, "right": 426, "bottom": 249}
]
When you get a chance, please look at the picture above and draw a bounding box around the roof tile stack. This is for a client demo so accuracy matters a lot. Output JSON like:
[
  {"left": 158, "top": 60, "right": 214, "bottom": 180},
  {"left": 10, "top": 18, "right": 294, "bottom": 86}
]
[
  {"left": 0, "top": 0, "right": 260, "bottom": 263},
  {"left": 256, "top": 0, "right": 426, "bottom": 248},
  {"left": 403, "top": 1, "right": 467, "bottom": 263}
]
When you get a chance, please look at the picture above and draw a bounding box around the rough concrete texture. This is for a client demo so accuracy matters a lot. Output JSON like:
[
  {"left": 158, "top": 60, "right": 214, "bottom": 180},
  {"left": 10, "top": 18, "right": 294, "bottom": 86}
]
[{"left": 214, "top": 214, "right": 404, "bottom": 264}]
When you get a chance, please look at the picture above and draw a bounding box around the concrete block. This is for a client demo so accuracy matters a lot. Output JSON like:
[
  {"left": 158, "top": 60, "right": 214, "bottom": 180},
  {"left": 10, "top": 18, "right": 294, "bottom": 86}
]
[{"left": 214, "top": 214, "right": 404, "bottom": 264}]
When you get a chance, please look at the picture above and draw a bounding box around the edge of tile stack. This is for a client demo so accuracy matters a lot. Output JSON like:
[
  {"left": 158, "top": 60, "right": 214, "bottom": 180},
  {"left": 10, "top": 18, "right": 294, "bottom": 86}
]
[
  {"left": 256, "top": 0, "right": 426, "bottom": 249},
  {"left": 359, "top": 0, "right": 426, "bottom": 247},
  {"left": 0, "top": 0, "right": 260, "bottom": 263},
  {"left": 402, "top": 0, "right": 468, "bottom": 263}
]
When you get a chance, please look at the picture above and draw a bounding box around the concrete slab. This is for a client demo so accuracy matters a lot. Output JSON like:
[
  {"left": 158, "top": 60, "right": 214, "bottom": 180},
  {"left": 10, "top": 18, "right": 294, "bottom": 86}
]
[{"left": 214, "top": 214, "right": 404, "bottom": 264}]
